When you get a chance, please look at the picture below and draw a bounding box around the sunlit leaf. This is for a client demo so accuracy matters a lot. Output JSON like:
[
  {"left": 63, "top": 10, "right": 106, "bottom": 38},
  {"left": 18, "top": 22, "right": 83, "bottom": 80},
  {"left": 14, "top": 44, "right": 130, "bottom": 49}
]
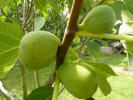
[
  {"left": 84, "top": 61, "right": 116, "bottom": 96},
  {"left": 0, "top": 22, "right": 24, "bottom": 79},
  {"left": 34, "top": 17, "right": 45, "bottom": 31},
  {"left": 66, "top": 47, "right": 79, "bottom": 61},
  {"left": 46, "top": 0, "right": 60, "bottom": 13},
  {"left": 0, "top": 0, "right": 9, "bottom": 9}
]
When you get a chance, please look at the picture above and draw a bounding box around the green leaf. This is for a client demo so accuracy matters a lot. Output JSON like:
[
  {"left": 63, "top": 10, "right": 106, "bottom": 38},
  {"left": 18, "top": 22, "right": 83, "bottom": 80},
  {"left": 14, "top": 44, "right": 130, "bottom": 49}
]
[
  {"left": 103, "top": 0, "right": 114, "bottom": 7},
  {"left": 34, "top": 0, "right": 51, "bottom": 19},
  {"left": 84, "top": 61, "right": 116, "bottom": 96},
  {"left": 114, "top": 1, "right": 124, "bottom": 20},
  {"left": 46, "top": 0, "right": 60, "bottom": 13},
  {"left": 26, "top": 86, "right": 53, "bottom": 100},
  {"left": 98, "top": 75, "right": 111, "bottom": 96},
  {"left": 123, "top": 0, "right": 133, "bottom": 14},
  {"left": 34, "top": 0, "right": 47, "bottom": 10},
  {"left": 119, "top": 10, "right": 133, "bottom": 56},
  {"left": 10, "top": 17, "right": 20, "bottom": 25},
  {"left": 66, "top": 47, "right": 79, "bottom": 61},
  {"left": 0, "top": 0, "right": 9, "bottom": 9},
  {"left": 0, "top": 22, "right": 24, "bottom": 79},
  {"left": 121, "top": 10, "right": 133, "bottom": 23},
  {"left": 121, "top": 40, "right": 133, "bottom": 56},
  {"left": 86, "top": 40, "right": 101, "bottom": 57},
  {"left": 67, "top": 0, "right": 73, "bottom": 9},
  {"left": 34, "top": 17, "right": 45, "bottom": 31},
  {"left": 86, "top": 62, "right": 117, "bottom": 78}
]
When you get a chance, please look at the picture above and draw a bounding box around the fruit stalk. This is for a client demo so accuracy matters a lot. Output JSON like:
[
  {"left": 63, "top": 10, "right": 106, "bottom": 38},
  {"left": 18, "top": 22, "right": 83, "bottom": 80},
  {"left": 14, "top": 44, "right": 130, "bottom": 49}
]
[
  {"left": 52, "top": 71, "right": 60, "bottom": 100},
  {"left": 75, "top": 31, "right": 133, "bottom": 41}
]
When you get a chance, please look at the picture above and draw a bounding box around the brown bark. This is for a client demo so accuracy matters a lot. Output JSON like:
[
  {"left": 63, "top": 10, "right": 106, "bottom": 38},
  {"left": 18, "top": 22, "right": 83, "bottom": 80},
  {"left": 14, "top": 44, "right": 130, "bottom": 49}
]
[{"left": 45, "top": 0, "right": 84, "bottom": 86}]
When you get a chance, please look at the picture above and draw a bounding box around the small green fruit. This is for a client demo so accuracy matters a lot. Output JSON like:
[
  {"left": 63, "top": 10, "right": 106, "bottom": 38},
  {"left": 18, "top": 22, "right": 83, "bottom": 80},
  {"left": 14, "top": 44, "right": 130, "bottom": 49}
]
[
  {"left": 58, "top": 61, "right": 98, "bottom": 99},
  {"left": 78, "top": 5, "right": 116, "bottom": 33},
  {"left": 19, "top": 31, "right": 60, "bottom": 70}
]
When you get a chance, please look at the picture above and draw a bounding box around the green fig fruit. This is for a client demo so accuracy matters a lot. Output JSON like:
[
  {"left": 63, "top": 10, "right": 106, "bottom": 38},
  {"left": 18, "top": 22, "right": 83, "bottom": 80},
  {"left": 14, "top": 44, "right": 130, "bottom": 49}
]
[
  {"left": 57, "top": 61, "right": 98, "bottom": 99},
  {"left": 78, "top": 5, "right": 116, "bottom": 33},
  {"left": 19, "top": 31, "right": 60, "bottom": 70}
]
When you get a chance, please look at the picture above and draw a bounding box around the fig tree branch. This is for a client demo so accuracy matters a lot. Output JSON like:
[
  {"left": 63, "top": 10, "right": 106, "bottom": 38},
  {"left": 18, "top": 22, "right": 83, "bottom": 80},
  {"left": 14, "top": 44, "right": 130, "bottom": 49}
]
[
  {"left": 56, "top": 0, "right": 84, "bottom": 69},
  {"left": 14, "top": 0, "right": 22, "bottom": 26},
  {"left": 45, "top": 0, "right": 84, "bottom": 86}
]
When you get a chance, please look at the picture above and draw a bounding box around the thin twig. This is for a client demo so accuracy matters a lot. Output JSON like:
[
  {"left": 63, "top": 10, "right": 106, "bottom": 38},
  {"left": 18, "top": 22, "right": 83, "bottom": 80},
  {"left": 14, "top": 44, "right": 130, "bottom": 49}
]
[
  {"left": 99, "top": 0, "right": 105, "bottom": 5},
  {"left": 0, "top": 9, "right": 12, "bottom": 22},
  {"left": 103, "top": 48, "right": 125, "bottom": 63},
  {"left": 51, "top": 14, "right": 67, "bottom": 32},
  {"left": 58, "top": 86, "right": 65, "bottom": 96},
  {"left": 23, "top": 0, "right": 26, "bottom": 24},
  {"left": 14, "top": 0, "right": 22, "bottom": 26},
  {"left": 25, "top": 0, "right": 34, "bottom": 23},
  {"left": 79, "top": 37, "right": 88, "bottom": 58},
  {"left": 82, "top": 46, "right": 88, "bottom": 58},
  {"left": 23, "top": 12, "right": 34, "bottom": 29},
  {"left": 0, "top": 80, "right": 15, "bottom": 100}
]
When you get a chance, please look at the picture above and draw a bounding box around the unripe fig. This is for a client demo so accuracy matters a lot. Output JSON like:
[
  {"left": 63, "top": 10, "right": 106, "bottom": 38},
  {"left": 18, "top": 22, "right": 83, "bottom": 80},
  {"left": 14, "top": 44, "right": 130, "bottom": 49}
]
[
  {"left": 19, "top": 31, "right": 60, "bottom": 70},
  {"left": 57, "top": 61, "right": 98, "bottom": 99},
  {"left": 78, "top": 5, "right": 116, "bottom": 33}
]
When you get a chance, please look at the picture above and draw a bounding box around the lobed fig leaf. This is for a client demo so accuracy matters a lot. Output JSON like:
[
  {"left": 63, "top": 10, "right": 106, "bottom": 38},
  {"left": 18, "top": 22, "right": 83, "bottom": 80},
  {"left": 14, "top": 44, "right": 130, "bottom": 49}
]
[
  {"left": 57, "top": 61, "right": 98, "bottom": 99},
  {"left": 119, "top": 22, "right": 133, "bottom": 56},
  {"left": 78, "top": 5, "right": 116, "bottom": 33},
  {"left": 19, "top": 31, "right": 60, "bottom": 70}
]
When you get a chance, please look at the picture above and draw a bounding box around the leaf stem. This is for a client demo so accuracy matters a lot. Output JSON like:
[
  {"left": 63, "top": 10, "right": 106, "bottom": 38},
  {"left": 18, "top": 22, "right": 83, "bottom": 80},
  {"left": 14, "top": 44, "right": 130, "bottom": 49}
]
[
  {"left": 34, "top": 71, "right": 40, "bottom": 88},
  {"left": 52, "top": 71, "right": 60, "bottom": 100},
  {"left": 19, "top": 61, "right": 27, "bottom": 99},
  {"left": 75, "top": 31, "right": 133, "bottom": 41}
]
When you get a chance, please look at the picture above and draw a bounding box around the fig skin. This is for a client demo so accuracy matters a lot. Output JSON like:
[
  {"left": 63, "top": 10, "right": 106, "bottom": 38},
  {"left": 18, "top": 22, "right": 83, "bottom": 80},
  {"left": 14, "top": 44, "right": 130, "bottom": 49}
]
[
  {"left": 19, "top": 31, "right": 60, "bottom": 70},
  {"left": 78, "top": 5, "right": 116, "bottom": 33},
  {"left": 57, "top": 61, "right": 98, "bottom": 99}
]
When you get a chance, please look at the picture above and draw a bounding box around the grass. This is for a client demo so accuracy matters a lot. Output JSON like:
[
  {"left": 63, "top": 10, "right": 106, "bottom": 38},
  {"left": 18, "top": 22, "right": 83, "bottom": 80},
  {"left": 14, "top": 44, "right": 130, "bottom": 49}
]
[{"left": 0, "top": 53, "right": 133, "bottom": 100}]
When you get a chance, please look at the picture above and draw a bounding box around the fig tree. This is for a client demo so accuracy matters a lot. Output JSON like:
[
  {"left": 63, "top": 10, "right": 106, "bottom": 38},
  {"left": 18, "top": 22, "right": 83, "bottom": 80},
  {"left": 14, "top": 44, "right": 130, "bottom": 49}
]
[
  {"left": 19, "top": 31, "right": 60, "bottom": 70},
  {"left": 57, "top": 61, "right": 98, "bottom": 99},
  {"left": 78, "top": 5, "right": 116, "bottom": 33}
]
